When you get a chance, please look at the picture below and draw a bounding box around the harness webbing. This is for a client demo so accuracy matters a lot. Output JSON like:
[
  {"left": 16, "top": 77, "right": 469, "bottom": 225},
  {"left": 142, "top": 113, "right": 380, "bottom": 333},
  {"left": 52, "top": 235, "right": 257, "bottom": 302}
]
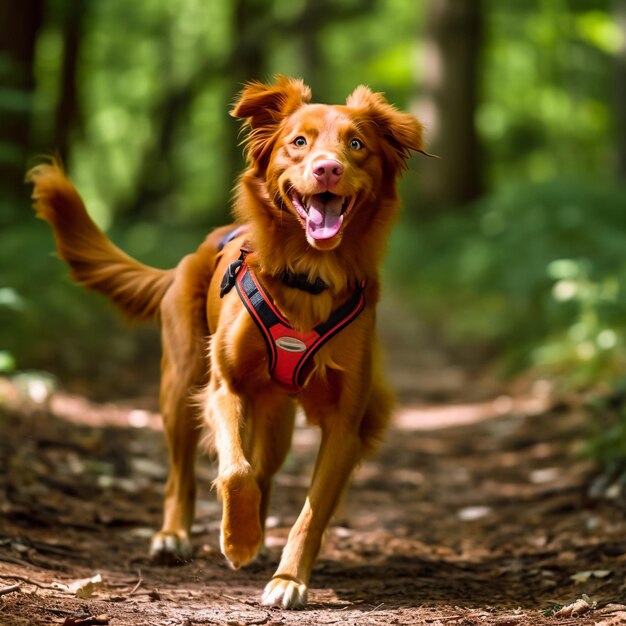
[{"left": 222, "top": 257, "right": 366, "bottom": 393}]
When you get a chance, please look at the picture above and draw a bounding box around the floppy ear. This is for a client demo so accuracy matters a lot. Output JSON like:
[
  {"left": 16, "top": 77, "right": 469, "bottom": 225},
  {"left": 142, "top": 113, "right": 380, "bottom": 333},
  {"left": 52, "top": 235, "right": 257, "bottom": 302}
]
[
  {"left": 231, "top": 76, "right": 311, "bottom": 166},
  {"left": 231, "top": 75, "right": 311, "bottom": 127},
  {"left": 346, "top": 86, "right": 428, "bottom": 172}
]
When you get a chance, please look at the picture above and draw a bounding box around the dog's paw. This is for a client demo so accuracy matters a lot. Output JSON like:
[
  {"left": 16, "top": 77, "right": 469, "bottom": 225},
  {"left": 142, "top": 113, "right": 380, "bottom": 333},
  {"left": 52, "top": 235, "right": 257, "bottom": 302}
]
[
  {"left": 220, "top": 530, "right": 262, "bottom": 570},
  {"left": 219, "top": 471, "right": 262, "bottom": 569},
  {"left": 149, "top": 531, "right": 193, "bottom": 564},
  {"left": 262, "top": 576, "right": 308, "bottom": 609}
]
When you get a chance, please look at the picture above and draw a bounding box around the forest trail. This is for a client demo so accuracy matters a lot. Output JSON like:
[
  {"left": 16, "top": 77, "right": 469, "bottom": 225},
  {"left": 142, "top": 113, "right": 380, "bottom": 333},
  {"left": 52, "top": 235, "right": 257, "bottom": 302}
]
[{"left": 1, "top": 295, "right": 626, "bottom": 625}]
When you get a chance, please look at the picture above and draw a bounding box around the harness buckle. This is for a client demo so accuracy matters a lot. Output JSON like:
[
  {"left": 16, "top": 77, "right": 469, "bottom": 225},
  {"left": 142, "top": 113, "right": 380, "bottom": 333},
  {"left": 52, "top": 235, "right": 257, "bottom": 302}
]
[{"left": 219, "top": 249, "right": 249, "bottom": 298}]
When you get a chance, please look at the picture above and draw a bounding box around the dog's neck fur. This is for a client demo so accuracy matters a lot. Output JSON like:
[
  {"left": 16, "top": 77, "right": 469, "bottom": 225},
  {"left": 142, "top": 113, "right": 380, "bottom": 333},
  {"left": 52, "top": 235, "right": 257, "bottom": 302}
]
[{"left": 233, "top": 172, "right": 397, "bottom": 330}]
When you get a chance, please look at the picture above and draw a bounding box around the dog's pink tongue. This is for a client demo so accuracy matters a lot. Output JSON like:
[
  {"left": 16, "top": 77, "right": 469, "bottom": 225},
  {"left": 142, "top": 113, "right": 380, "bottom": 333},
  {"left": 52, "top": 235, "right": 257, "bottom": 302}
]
[{"left": 307, "top": 195, "right": 343, "bottom": 240}]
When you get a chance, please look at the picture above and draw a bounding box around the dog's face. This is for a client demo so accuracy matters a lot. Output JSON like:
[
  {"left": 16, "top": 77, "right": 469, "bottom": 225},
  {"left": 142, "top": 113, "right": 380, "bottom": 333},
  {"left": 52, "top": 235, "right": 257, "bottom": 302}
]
[{"left": 232, "top": 77, "right": 424, "bottom": 251}]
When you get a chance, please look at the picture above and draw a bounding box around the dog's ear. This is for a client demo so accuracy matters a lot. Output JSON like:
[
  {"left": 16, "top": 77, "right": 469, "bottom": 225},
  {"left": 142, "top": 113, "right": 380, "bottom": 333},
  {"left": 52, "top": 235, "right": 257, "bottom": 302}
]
[
  {"left": 231, "top": 76, "right": 311, "bottom": 167},
  {"left": 347, "top": 86, "right": 428, "bottom": 172},
  {"left": 231, "top": 76, "right": 311, "bottom": 127}
]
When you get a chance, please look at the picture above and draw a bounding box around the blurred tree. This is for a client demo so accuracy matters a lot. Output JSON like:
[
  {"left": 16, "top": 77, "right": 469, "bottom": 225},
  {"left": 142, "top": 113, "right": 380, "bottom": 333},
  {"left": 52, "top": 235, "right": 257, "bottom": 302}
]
[
  {"left": 415, "top": 0, "right": 484, "bottom": 212},
  {"left": 616, "top": 0, "right": 626, "bottom": 180},
  {"left": 0, "top": 0, "right": 44, "bottom": 224},
  {"left": 482, "top": 1, "right": 617, "bottom": 186},
  {"left": 51, "top": 1, "right": 86, "bottom": 164},
  {"left": 293, "top": 0, "right": 323, "bottom": 97},
  {"left": 232, "top": 0, "right": 269, "bottom": 85},
  {"left": 225, "top": 0, "right": 273, "bottom": 189},
  {"left": 116, "top": 61, "right": 218, "bottom": 221},
  {"left": 292, "top": 0, "right": 376, "bottom": 101},
  {"left": 116, "top": 0, "right": 275, "bottom": 224}
]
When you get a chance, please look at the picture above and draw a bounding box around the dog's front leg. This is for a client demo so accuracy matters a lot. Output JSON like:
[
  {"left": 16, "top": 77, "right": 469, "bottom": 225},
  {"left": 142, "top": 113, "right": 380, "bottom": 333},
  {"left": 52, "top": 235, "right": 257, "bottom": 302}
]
[
  {"left": 262, "top": 416, "right": 363, "bottom": 609},
  {"left": 207, "top": 377, "right": 263, "bottom": 570}
]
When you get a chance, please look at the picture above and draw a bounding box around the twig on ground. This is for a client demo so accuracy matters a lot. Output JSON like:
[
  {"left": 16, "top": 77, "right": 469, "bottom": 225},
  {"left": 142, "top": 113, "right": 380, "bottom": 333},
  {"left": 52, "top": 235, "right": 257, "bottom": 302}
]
[
  {"left": 0, "top": 554, "right": 35, "bottom": 568},
  {"left": 29, "top": 540, "right": 78, "bottom": 558},
  {"left": 222, "top": 593, "right": 257, "bottom": 606},
  {"left": 0, "top": 583, "right": 22, "bottom": 596},
  {"left": 61, "top": 615, "right": 109, "bottom": 626},
  {"left": 222, "top": 594, "right": 239, "bottom": 602},
  {"left": 0, "top": 574, "right": 56, "bottom": 589},
  {"left": 243, "top": 615, "right": 270, "bottom": 625},
  {"left": 0, "top": 552, "right": 60, "bottom": 570},
  {"left": 128, "top": 570, "right": 143, "bottom": 596}
]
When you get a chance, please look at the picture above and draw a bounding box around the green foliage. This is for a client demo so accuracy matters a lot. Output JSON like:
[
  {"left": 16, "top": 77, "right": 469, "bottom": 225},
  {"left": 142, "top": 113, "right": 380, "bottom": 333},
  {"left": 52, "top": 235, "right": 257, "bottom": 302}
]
[
  {"left": 482, "top": 0, "right": 616, "bottom": 185},
  {"left": 388, "top": 178, "right": 626, "bottom": 386},
  {"left": 319, "top": 0, "right": 420, "bottom": 101},
  {"left": 585, "top": 380, "right": 626, "bottom": 466},
  {"left": 0, "top": 287, "right": 24, "bottom": 373},
  {"left": 0, "top": 219, "right": 206, "bottom": 397}
]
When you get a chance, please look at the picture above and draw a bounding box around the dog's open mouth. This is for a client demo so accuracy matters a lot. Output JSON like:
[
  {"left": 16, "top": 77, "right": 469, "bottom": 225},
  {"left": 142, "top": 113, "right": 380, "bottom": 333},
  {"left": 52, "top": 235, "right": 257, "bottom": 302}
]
[{"left": 291, "top": 191, "right": 357, "bottom": 241}]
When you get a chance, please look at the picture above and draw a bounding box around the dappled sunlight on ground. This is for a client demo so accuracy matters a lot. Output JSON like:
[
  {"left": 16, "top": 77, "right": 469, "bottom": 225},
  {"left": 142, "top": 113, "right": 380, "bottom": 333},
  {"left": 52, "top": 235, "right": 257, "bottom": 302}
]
[{"left": 394, "top": 391, "right": 553, "bottom": 430}]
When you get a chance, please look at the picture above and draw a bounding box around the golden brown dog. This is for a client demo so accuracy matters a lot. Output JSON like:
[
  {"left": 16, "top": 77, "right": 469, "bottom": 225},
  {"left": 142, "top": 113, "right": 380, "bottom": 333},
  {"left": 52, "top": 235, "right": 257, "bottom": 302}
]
[{"left": 27, "top": 76, "right": 425, "bottom": 609}]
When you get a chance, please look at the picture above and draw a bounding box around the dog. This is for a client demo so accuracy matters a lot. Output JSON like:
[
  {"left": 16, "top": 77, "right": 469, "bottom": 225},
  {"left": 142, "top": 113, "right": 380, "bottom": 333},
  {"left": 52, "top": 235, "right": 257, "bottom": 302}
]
[{"left": 27, "top": 76, "right": 425, "bottom": 609}]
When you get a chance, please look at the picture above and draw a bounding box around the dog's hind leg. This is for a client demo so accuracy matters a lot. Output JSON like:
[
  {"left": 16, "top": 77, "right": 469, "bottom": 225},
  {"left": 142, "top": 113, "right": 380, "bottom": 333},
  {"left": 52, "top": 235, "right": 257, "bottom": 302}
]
[
  {"left": 150, "top": 354, "right": 202, "bottom": 562},
  {"left": 150, "top": 255, "right": 210, "bottom": 563}
]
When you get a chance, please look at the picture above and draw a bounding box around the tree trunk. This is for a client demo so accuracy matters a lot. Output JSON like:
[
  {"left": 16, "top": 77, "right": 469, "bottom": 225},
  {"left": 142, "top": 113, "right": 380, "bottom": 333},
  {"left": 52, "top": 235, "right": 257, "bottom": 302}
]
[
  {"left": 414, "top": 0, "right": 484, "bottom": 213},
  {"left": 295, "top": 0, "right": 374, "bottom": 101},
  {"left": 0, "top": 0, "right": 44, "bottom": 223},
  {"left": 226, "top": 0, "right": 271, "bottom": 188},
  {"left": 52, "top": 2, "right": 86, "bottom": 165},
  {"left": 293, "top": 0, "right": 324, "bottom": 99},
  {"left": 616, "top": 0, "right": 626, "bottom": 181}
]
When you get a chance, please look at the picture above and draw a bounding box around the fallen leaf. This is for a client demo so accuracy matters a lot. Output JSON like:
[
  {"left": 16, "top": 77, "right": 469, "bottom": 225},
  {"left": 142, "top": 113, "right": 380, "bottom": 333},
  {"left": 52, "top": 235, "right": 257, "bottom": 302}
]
[
  {"left": 599, "top": 604, "right": 626, "bottom": 614},
  {"left": 570, "top": 569, "right": 611, "bottom": 583},
  {"left": 554, "top": 597, "right": 594, "bottom": 617},
  {"left": 68, "top": 574, "right": 103, "bottom": 598},
  {"left": 529, "top": 467, "right": 560, "bottom": 484},
  {"left": 457, "top": 506, "right": 491, "bottom": 521}
]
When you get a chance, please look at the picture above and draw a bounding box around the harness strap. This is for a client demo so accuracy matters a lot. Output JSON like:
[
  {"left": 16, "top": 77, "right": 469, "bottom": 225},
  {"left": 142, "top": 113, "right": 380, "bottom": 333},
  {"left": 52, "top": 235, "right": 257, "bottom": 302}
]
[
  {"left": 281, "top": 270, "right": 328, "bottom": 294},
  {"left": 229, "top": 263, "right": 365, "bottom": 393},
  {"left": 217, "top": 224, "right": 248, "bottom": 251},
  {"left": 217, "top": 225, "right": 329, "bottom": 295}
]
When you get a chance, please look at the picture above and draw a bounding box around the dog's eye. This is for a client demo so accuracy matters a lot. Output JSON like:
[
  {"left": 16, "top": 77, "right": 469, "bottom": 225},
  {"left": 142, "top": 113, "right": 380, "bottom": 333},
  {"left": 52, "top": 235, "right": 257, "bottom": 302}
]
[
  {"left": 293, "top": 136, "right": 307, "bottom": 147},
  {"left": 350, "top": 138, "right": 363, "bottom": 150}
]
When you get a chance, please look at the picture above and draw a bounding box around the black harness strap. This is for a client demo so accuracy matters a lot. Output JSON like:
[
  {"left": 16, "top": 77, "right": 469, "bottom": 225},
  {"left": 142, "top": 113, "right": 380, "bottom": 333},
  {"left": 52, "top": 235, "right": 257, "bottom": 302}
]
[
  {"left": 313, "top": 281, "right": 366, "bottom": 336},
  {"left": 281, "top": 270, "right": 328, "bottom": 294}
]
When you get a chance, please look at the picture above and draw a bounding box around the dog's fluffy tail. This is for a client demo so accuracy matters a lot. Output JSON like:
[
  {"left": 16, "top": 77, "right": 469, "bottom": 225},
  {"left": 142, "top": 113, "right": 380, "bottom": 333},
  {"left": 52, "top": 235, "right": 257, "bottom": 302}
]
[{"left": 27, "top": 160, "right": 175, "bottom": 322}]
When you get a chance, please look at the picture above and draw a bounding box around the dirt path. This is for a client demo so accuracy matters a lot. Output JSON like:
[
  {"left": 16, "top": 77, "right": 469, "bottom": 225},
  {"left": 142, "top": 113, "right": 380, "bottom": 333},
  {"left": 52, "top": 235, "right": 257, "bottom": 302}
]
[{"left": 1, "top": 299, "right": 626, "bottom": 625}]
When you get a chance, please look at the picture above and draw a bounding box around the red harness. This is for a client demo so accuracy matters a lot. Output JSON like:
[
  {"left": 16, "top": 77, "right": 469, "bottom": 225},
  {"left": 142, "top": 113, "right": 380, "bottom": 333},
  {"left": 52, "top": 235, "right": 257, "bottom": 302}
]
[{"left": 220, "top": 250, "right": 366, "bottom": 394}]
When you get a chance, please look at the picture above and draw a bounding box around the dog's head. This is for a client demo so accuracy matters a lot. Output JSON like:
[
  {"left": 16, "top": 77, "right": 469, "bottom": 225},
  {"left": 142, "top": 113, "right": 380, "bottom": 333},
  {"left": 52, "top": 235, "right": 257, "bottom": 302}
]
[{"left": 232, "top": 76, "right": 425, "bottom": 251}]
